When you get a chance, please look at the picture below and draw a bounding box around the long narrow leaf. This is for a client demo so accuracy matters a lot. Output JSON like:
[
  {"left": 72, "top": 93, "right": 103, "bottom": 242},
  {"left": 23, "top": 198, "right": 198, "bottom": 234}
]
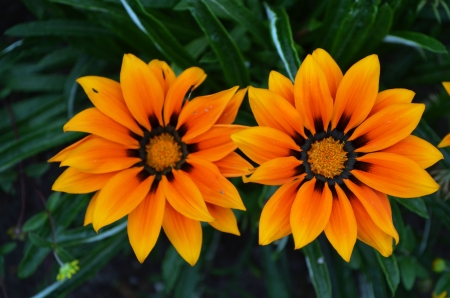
[
  {"left": 264, "top": 4, "right": 301, "bottom": 81},
  {"left": 303, "top": 241, "right": 332, "bottom": 298},
  {"left": 188, "top": 0, "right": 249, "bottom": 87}
]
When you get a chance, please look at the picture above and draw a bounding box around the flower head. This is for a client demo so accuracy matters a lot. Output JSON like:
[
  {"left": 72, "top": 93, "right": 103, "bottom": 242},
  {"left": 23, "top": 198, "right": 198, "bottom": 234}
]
[
  {"left": 232, "top": 48, "right": 441, "bottom": 261},
  {"left": 50, "top": 54, "right": 253, "bottom": 265}
]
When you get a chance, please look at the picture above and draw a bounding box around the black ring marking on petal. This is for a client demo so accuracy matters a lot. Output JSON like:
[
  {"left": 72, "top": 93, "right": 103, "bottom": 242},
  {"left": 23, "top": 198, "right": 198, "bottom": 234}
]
[
  {"left": 181, "top": 162, "right": 194, "bottom": 173},
  {"left": 336, "top": 113, "right": 350, "bottom": 132},
  {"left": 137, "top": 170, "right": 150, "bottom": 182},
  {"left": 149, "top": 114, "right": 160, "bottom": 130},
  {"left": 166, "top": 171, "right": 175, "bottom": 182},
  {"left": 314, "top": 118, "right": 324, "bottom": 134},
  {"left": 177, "top": 123, "right": 187, "bottom": 139},
  {"left": 187, "top": 143, "right": 199, "bottom": 154},
  {"left": 329, "top": 184, "right": 338, "bottom": 200},
  {"left": 150, "top": 179, "right": 159, "bottom": 193},
  {"left": 339, "top": 183, "right": 355, "bottom": 200},
  {"left": 170, "top": 113, "right": 179, "bottom": 127},
  {"left": 351, "top": 135, "right": 370, "bottom": 150},
  {"left": 126, "top": 149, "right": 140, "bottom": 158},
  {"left": 128, "top": 130, "right": 142, "bottom": 141},
  {"left": 314, "top": 179, "right": 325, "bottom": 193},
  {"left": 354, "top": 161, "right": 372, "bottom": 172}
]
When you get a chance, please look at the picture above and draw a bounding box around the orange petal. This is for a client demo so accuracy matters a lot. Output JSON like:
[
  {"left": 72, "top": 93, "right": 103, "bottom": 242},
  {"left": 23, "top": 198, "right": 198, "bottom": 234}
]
[
  {"left": 187, "top": 124, "right": 247, "bottom": 162},
  {"left": 349, "top": 103, "right": 424, "bottom": 152},
  {"left": 344, "top": 180, "right": 399, "bottom": 243},
  {"left": 76, "top": 76, "right": 142, "bottom": 136},
  {"left": 382, "top": 135, "right": 443, "bottom": 168},
  {"left": 63, "top": 108, "right": 139, "bottom": 148},
  {"left": 164, "top": 67, "right": 206, "bottom": 126},
  {"left": 128, "top": 182, "right": 165, "bottom": 263},
  {"left": 311, "top": 48, "right": 343, "bottom": 99},
  {"left": 48, "top": 136, "right": 90, "bottom": 162},
  {"left": 350, "top": 196, "right": 393, "bottom": 257},
  {"left": 438, "top": 133, "right": 450, "bottom": 148},
  {"left": 120, "top": 54, "right": 164, "bottom": 130},
  {"left": 331, "top": 55, "right": 380, "bottom": 133},
  {"left": 290, "top": 178, "right": 333, "bottom": 249},
  {"left": 148, "top": 59, "right": 176, "bottom": 95},
  {"left": 186, "top": 156, "right": 246, "bottom": 210},
  {"left": 268, "top": 71, "right": 295, "bottom": 106},
  {"left": 163, "top": 202, "right": 202, "bottom": 266},
  {"left": 216, "top": 87, "right": 247, "bottom": 124},
  {"left": 93, "top": 168, "right": 153, "bottom": 231},
  {"left": 352, "top": 152, "right": 439, "bottom": 198},
  {"left": 52, "top": 167, "right": 118, "bottom": 194},
  {"left": 368, "top": 88, "right": 415, "bottom": 117},
  {"left": 294, "top": 54, "right": 333, "bottom": 135},
  {"left": 206, "top": 203, "right": 240, "bottom": 235},
  {"left": 84, "top": 191, "right": 99, "bottom": 226},
  {"left": 231, "top": 126, "right": 300, "bottom": 165},
  {"left": 443, "top": 82, "right": 450, "bottom": 95},
  {"left": 323, "top": 184, "right": 357, "bottom": 262},
  {"left": 248, "top": 86, "right": 305, "bottom": 138},
  {"left": 259, "top": 178, "right": 304, "bottom": 245},
  {"left": 60, "top": 136, "right": 140, "bottom": 174},
  {"left": 213, "top": 152, "right": 254, "bottom": 178},
  {"left": 161, "top": 169, "right": 214, "bottom": 222},
  {"left": 244, "top": 156, "right": 304, "bottom": 185},
  {"left": 177, "top": 86, "right": 237, "bottom": 141}
]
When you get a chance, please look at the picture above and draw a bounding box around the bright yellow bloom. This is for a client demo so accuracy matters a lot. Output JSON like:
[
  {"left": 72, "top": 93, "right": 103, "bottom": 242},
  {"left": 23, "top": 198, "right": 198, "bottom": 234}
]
[
  {"left": 232, "top": 48, "right": 441, "bottom": 261},
  {"left": 433, "top": 291, "right": 449, "bottom": 298},
  {"left": 50, "top": 54, "right": 253, "bottom": 265},
  {"left": 438, "top": 82, "right": 450, "bottom": 148}
]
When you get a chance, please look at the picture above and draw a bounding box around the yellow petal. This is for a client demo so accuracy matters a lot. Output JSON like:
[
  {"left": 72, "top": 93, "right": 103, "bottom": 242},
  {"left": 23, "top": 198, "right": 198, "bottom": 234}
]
[
  {"left": 217, "top": 88, "right": 248, "bottom": 124},
  {"left": 311, "top": 48, "right": 343, "bottom": 99},
  {"left": 332, "top": 54, "right": 379, "bottom": 133},
  {"left": 52, "top": 167, "right": 118, "bottom": 194},
  {"left": 84, "top": 191, "right": 99, "bottom": 226},
  {"left": 128, "top": 182, "right": 165, "bottom": 263},
  {"left": 443, "top": 82, "right": 450, "bottom": 95},
  {"left": 206, "top": 203, "right": 240, "bottom": 235},
  {"left": 438, "top": 133, "right": 450, "bottom": 148},
  {"left": 268, "top": 71, "right": 295, "bottom": 106},
  {"left": 148, "top": 59, "right": 176, "bottom": 95},
  {"left": 290, "top": 178, "right": 333, "bottom": 249},
  {"left": 213, "top": 152, "right": 254, "bottom": 178},
  {"left": 368, "top": 88, "right": 415, "bottom": 117},
  {"left": 244, "top": 156, "right": 304, "bottom": 185},
  {"left": 162, "top": 202, "right": 202, "bottom": 266},
  {"left": 48, "top": 136, "right": 90, "bottom": 163}
]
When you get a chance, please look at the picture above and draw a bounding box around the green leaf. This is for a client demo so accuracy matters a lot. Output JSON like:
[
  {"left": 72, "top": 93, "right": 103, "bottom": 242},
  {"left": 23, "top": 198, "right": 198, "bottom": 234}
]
[
  {"left": 302, "top": 240, "right": 332, "bottom": 298},
  {"left": 121, "top": 0, "right": 197, "bottom": 69},
  {"left": 5, "top": 20, "right": 112, "bottom": 37},
  {"left": 207, "top": 0, "right": 270, "bottom": 47},
  {"left": 28, "top": 233, "right": 53, "bottom": 248},
  {"left": 385, "top": 31, "right": 448, "bottom": 54},
  {"left": 435, "top": 274, "right": 450, "bottom": 296},
  {"left": 188, "top": 0, "right": 249, "bottom": 87},
  {"left": 46, "top": 192, "right": 62, "bottom": 213},
  {"left": 393, "top": 197, "right": 429, "bottom": 218},
  {"left": 22, "top": 212, "right": 48, "bottom": 232},
  {"left": 0, "top": 171, "right": 17, "bottom": 193},
  {"left": 0, "top": 242, "right": 17, "bottom": 255},
  {"left": 162, "top": 246, "right": 184, "bottom": 294},
  {"left": 376, "top": 252, "right": 400, "bottom": 296},
  {"left": 264, "top": 4, "right": 300, "bottom": 81},
  {"left": 174, "top": 264, "right": 199, "bottom": 298},
  {"left": 25, "top": 162, "right": 50, "bottom": 178},
  {"left": 18, "top": 245, "right": 51, "bottom": 278},
  {"left": 361, "top": 3, "right": 394, "bottom": 55},
  {"left": 399, "top": 256, "right": 416, "bottom": 290},
  {"left": 262, "top": 246, "right": 290, "bottom": 298},
  {"left": 6, "top": 75, "right": 66, "bottom": 92}
]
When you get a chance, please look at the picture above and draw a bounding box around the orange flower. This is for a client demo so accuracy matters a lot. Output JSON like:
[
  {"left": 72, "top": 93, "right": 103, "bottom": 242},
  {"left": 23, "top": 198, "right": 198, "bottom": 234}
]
[
  {"left": 232, "top": 49, "right": 441, "bottom": 261},
  {"left": 49, "top": 54, "right": 253, "bottom": 265},
  {"left": 438, "top": 82, "right": 450, "bottom": 148}
]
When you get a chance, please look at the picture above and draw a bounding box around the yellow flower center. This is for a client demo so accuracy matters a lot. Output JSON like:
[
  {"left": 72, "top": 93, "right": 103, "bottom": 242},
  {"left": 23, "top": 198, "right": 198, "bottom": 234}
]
[
  {"left": 307, "top": 137, "right": 348, "bottom": 178},
  {"left": 146, "top": 133, "right": 182, "bottom": 172}
]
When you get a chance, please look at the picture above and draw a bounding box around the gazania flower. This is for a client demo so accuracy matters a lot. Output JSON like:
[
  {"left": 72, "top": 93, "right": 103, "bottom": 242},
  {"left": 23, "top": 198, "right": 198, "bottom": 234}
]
[
  {"left": 232, "top": 48, "right": 442, "bottom": 261},
  {"left": 438, "top": 82, "right": 450, "bottom": 148},
  {"left": 49, "top": 54, "right": 253, "bottom": 265}
]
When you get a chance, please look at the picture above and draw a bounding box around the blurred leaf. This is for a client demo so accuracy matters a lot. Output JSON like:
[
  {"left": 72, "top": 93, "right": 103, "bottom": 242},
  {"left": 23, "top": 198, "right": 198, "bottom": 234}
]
[
  {"left": 5, "top": 20, "right": 112, "bottom": 37},
  {"left": 0, "top": 242, "right": 17, "bottom": 255},
  {"left": 163, "top": 246, "right": 184, "bottom": 294},
  {"left": 188, "top": 0, "right": 250, "bottom": 87},
  {"left": 121, "top": 0, "right": 197, "bottom": 69},
  {"left": 174, "top": 264, "right": 199, "bottom": 298},
  {"left": 264, "top": 4, "right": 300, "bottom": 81},
  {"left": 401, "top": 225, "right": 417, "bottom": 253},
  {"left": 0, "top": 171, "right": 17, "bottom": 193},
  {"left": 25, "top": 162, "right": 50, "bottom": 178},
  {"left": 393, "top": 197, "right": 429, "bottom": 219},
  {"left": 303, "top": 240, "right": 332, "bottom": 298},
  {"left": 46, "top": 192, "right": 62, "bottom": 213},
  {"left": 435, "top": 273, "right": 450, "bottom": 296},
  {"left": 6, "top": 75, "right": 66, "bottom": 92},
  {"left": 376, "top": 252, "right": 400, "bottom": 296},
  {"left": 207, "top": 0, "right": 270, "bottom": 47},
  {"left": 399, "top": 255, "right": 416, "bottom": 291},
  {"left": 59, "top": 221, "right": 126, "bottom": 246},
  {"left": 385, "top": 31, "right": 448, "bottom": 53},
  {"left": 18, "top": 245, "right": 51, "bottom": 278},
  {"left": 361, "top": 3, "right": 394, "bottom": 55},
  {"left": 262, "top": 246, "right": 290, "bottom": 298},
  {"left": 28, "top": 233, "right": 53, "bottom": 248},
  {"left": 22, "top": 212, "right": 48, "bottom": 232},
  {"left": 391, "top": 200, "right": 406, "bottom": 242},
  {"left": 0, "top": 120, "right": 82, "bottom": 172},
  {"left": 55, "top": 246, "right": 75, "bottom": 263}
]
